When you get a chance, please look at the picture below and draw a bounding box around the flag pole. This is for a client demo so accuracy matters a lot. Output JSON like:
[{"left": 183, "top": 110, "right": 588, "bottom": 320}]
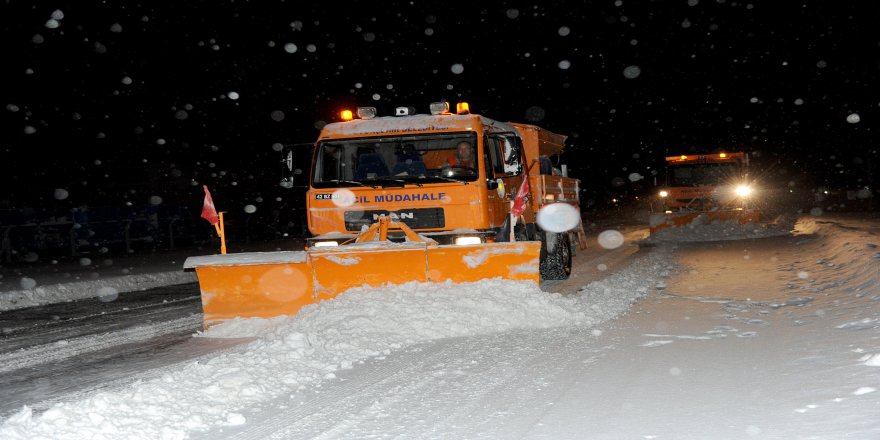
[
  {"left": 510, "top": 200, "right": 516, "bottom": 242},
  {"left": 201, "top": 185, "right": 226, "bottom": 255},
  {"left": 216, "top": 212, "right": 227, "bottom": 255}
]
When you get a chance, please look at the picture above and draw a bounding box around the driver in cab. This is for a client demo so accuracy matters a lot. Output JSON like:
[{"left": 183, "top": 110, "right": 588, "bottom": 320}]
[{"left": 444, "top": 141, "right": 476, "bottom": 173}]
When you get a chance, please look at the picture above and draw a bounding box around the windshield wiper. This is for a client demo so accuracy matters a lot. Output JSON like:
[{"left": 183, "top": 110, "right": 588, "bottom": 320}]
[
  {"left": 328, "top": 179, "right": 367, "bottom": 187},
  {"left": 364, "top": 177, "right": 414, "bottom": 188},
  {"left": 417, "top": 176, "right": 470, "bottom": 184}
]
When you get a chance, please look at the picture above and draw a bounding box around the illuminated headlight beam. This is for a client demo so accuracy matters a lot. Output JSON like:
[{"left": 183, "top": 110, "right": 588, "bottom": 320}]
[{"left": 735, "top": 185, "right": 752, "bottom": 197}]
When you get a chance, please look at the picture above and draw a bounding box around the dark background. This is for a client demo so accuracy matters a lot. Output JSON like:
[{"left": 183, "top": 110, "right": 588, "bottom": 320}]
[{"left": 2, "top": 1, "right": 878, "bottom": 253}]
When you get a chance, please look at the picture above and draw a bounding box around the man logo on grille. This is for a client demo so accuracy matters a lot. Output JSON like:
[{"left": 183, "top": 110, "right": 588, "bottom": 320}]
[{"left": 372, "top": 212, "right": 415, "bottom": 221}]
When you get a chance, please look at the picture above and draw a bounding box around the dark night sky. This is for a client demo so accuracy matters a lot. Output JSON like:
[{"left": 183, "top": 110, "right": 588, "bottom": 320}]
[{"left": 2, "top": 1, "right": 878, "bottom": 214}]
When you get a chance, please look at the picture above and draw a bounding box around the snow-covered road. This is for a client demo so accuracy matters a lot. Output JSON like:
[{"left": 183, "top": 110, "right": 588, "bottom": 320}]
[{"left": 2, "top": 213, "right": 878, "bottom": 439}]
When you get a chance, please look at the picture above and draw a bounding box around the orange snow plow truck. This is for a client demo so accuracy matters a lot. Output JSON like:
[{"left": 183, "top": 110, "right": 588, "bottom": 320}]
[
  {"left": 184, "top": 101, "right": 587, "bottom": 328},
  {"left": 649, "top": 152, "right": 759, "bottom": 234}
]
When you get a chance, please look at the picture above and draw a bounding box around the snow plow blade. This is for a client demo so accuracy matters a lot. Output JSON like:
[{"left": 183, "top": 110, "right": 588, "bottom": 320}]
[
  {"left": 183, "top": 252, "right": 316, "bottom": 325},
  {"left": 425, "top": 242, "right": 540, "bottom": 283},
  {"left": 184, "top": 218, "right": 540, "bottom": 328},
  {"left": 649, "top": 209, "right": 760, "bottom": 234}
]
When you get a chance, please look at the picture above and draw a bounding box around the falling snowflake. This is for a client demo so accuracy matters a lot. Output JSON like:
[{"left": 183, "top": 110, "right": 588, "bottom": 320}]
[{"left": 623, "top": 65, "right": 641, "bottom": 79}]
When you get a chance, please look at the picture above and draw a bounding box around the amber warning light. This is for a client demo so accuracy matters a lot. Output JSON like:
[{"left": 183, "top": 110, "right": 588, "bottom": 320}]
[{"left": 340, "top": 109, "right": 353, "bottom": 121}]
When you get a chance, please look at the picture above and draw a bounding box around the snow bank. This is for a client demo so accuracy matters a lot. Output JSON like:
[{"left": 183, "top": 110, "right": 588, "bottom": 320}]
[
  {"left": 785, "top": 216, "right": 880, "bottom": 331},
  {"left": 643, "top": 213, "right": 796, "bottom": 243},
  {"left": 0, "top": 271, "right": 197, "bottom": 312}
]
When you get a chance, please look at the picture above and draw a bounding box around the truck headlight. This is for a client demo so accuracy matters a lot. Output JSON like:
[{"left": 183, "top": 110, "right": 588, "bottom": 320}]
[
  {"left": 313, "top": 241, "right": 340, "bottom": 247},
  {"left": 735, "top": 185, "right": 752, "bottom": 197},
  {"left": 454, "top": 236, "right": 482, "bottom": 246},
  {"left": 659, "top": 190, "right": 668, "bottom": 198}
]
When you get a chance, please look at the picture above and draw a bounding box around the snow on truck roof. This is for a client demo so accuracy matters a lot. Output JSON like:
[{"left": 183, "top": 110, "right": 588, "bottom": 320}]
[
  {"left": 320, "top": 114, "right": 516, "bottom": 138},
  {"left": 319, "top": 113, "right": 567, "bottom": 157}
]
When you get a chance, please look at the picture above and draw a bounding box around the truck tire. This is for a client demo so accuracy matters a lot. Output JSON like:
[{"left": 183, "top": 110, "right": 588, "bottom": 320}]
[{"left": 540, "top": 231, "right": 572, "bottom": 280}]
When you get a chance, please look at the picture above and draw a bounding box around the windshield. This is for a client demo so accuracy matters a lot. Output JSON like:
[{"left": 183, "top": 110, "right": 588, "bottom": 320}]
[
  {"left": 312, "top": 132, "right": 479, "bottom": 187},
  {"left": 668, "top": 163, "right": 743, "bottom": 187}
]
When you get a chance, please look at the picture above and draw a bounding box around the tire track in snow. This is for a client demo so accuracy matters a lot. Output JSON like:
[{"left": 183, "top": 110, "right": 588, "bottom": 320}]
[
  {"left": 0, "top": 314, "right": 202, "bottom": 373},
  {"left": 0, "top": 298, "right": 200, "bottom": 354},
  {"left": 208, "top": 326, "right": 607, "bottom": 440},
  {"left": 206, "top": 341, "right": 452, "bottom": 440}
]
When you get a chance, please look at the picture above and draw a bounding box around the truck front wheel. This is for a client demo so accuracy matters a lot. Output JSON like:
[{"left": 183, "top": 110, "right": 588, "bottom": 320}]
[{"left": 539, "top": 231, "right": 572, "bottom": 280}]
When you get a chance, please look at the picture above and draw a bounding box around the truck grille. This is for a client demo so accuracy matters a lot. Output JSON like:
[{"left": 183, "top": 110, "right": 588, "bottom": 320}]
[{"left": 344, "top": 208, "right": 445, "bottom": 231}]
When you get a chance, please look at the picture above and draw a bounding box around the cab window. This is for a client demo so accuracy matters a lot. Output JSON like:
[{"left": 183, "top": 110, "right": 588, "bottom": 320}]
[{"left": 486, "top": 134, "right": 522, "bottom": 176}]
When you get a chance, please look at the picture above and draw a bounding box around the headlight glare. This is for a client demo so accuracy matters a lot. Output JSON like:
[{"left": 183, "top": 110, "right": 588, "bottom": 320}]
[{"left": 735, "top": 185, "right": 752, "bottom": 197}]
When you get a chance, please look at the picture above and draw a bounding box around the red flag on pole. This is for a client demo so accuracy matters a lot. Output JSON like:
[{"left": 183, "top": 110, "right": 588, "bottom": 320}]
[
  {"left": 201, "top": 185, "right": 219, "bottom": 225},
  {"left": 510, "top": 176, "right": 530, "bottom": 218}
]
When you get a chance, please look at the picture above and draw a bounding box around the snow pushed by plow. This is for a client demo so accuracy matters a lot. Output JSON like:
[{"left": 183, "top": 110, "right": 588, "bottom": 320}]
[
  {"left": 644, "top": 213, "right": 795, "bottom": 243},
  {"left": 0, "top": 248, "right": 671, "bottom": 440}
]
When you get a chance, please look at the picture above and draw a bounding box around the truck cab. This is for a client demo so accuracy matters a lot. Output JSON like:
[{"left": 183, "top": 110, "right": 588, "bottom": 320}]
[
  {"left": 285, "top": 101, "right": 586, "bottom": 279},
  {"left": 658, "top": 152, "right": 753, "bottom": 212}
]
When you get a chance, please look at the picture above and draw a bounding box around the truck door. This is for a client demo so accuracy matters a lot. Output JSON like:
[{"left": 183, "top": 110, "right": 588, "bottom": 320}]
[{"left": 484, "top": 133, "right": 524, "bottom": 233}]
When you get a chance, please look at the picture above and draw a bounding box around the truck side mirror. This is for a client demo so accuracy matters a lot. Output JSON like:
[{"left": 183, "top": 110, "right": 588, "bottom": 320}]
[{"left": 280, "top": 150, "right": 298, "bottom": 188}]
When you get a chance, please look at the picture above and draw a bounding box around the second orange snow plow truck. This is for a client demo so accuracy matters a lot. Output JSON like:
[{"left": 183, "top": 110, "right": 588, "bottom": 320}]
[
  {"left": 184, "top": 101, "right": 587, "bottom": 327},
  {"left": 649, "top": 152, "right": 759, "bottom": 234}
]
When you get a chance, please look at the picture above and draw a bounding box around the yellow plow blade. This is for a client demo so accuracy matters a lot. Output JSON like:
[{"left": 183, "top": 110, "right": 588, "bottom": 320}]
[
  {"left": 649, "top": 209, "right": 760, "bottom": 234},
  {"left": 184, "top": 252, "right": 315, "bottom": 326},
  {"left": 184, "top": 218, "right": 541, "bottom": 328},
  {"left": 426, "top": 242, "right": 540, "bottom": 283},
  {"left": 309, "top": 243, "right": 429, "bottom": 301}
]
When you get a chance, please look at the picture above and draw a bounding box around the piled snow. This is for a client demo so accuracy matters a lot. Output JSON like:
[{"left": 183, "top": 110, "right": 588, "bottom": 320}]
[
  {"left": 204, "top": 278, "right": 590, "bottom": 343},
  {"left": 0, "top": 271, "right": 196, "bottom": 312},
  {"left": 644, "top": 214, "right": 796, "bottom": 243}
]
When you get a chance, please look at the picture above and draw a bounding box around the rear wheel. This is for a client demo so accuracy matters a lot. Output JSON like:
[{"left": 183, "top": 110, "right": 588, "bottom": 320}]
[{"left": 539, "top": 231, "right": 572, "bottom": 280}]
